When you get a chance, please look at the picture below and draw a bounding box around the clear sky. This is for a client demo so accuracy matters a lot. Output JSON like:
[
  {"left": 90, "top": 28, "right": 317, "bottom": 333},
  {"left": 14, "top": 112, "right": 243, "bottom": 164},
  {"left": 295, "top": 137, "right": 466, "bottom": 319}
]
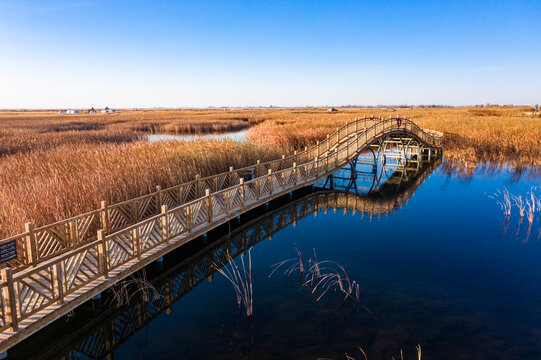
[{"left": 1, "top": 0, "right": 540, "bottom": 108}]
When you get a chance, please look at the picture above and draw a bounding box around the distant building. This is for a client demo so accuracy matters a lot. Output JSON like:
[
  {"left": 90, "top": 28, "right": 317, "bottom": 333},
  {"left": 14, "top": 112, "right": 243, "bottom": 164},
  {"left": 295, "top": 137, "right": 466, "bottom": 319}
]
[
  {"left": 101, "top": 106, "right": 115, "bottom": 113},
  {"left": 66, "top": 109, "right": 80, "bottom": 114},
  {"left": 58, "top": 110, "right": 67, "bottom": 114},
  {"left": 89, "top": 107, "right": 96, "bottom": 113},
  {"left": 328, "top": 107, "right": 339, "bottom": 113}
]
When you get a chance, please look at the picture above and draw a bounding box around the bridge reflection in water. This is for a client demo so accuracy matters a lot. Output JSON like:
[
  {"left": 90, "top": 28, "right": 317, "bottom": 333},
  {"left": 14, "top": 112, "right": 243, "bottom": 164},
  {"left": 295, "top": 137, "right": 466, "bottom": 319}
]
[{"left": 11, "top": 152, "right": 441, "bottom": 360}]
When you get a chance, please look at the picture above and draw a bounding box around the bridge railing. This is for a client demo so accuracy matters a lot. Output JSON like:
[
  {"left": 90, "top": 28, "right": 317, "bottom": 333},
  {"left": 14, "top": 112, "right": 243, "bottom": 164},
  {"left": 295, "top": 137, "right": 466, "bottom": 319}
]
[
  {"left": 0, "top": 117, "right": 440, "bottom": 274},
  {"left": 0, "top": 116, "right": 441, "bottom": 337}
]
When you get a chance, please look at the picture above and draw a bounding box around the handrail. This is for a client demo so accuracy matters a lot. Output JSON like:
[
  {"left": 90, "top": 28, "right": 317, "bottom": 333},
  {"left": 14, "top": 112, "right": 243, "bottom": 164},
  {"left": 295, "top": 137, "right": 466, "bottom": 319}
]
[
  {"left": 0, "top": 116, "right": 441, "bottom": 273},
  {"left": 0, "top": 116, "right": 442, "bottom": 351}
]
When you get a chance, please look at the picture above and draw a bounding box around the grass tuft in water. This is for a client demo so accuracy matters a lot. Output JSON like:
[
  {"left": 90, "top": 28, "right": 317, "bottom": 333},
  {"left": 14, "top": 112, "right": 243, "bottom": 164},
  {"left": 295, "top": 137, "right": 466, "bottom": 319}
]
[{"left": 213, "top": 248, "right": 253, "bottom": 317}]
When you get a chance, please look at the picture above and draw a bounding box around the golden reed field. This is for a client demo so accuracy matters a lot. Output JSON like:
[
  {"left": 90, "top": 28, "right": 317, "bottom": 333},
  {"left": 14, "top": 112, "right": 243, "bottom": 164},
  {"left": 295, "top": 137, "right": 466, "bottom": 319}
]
[{"left": 0, "top": 107, "right": 539, "bottom": 238}]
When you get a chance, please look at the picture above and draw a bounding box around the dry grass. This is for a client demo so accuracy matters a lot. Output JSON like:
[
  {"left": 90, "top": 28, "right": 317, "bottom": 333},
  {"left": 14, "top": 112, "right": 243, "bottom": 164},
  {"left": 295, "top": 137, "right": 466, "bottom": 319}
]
[
  {"left": 247, "top": 107, "right": 541, "bottom": 167},
  {"left": 0, "top": 106, "right": 539, "bottom": 239},
  {"left": 213, "top": 249, "right": 254, "bottom": 318},
  {"left": 0, "top": 139, "right": 287, "bottom": 237}
]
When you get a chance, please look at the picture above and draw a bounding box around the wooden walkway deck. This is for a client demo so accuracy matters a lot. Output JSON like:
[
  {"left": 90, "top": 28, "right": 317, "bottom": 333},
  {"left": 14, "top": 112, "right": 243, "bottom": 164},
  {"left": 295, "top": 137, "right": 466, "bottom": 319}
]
[
  {"left": 0, "top": 117, "right": 442, "bottom": 352},
  {"left": 10, "top": 156, "right": 442, "bottom": 359}
]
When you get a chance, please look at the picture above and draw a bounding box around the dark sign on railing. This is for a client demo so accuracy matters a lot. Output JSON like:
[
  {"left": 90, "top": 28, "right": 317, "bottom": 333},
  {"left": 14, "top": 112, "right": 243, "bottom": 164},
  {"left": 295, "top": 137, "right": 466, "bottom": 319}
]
[{"left": 0, "top": 240, "right": 17, "bottom": 264}]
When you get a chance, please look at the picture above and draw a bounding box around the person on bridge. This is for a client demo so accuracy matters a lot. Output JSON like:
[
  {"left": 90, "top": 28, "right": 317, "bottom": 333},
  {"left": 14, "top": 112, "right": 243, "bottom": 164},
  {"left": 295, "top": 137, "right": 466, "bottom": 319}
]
[{"left": 396, "top": 117, "right": 402, "bottom": 127}]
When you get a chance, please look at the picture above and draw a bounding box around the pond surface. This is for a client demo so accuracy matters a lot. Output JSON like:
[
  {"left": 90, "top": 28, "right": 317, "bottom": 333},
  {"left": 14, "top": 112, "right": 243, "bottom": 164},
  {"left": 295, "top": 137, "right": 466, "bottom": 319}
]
[
  {"left": 10, "top": 159, "right": 541, "bottom": 360},
  {"left": 147, "top": 129, "right": 248, "bottom": 143}
]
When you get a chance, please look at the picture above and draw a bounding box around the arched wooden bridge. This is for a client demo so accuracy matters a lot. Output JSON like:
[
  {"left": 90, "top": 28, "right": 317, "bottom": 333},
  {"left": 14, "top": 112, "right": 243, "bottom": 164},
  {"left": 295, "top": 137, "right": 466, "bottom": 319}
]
[
  {"left": 9, "top": 154, "right": 441, "bottom": 359},
  {"left": 0, "top": 116, "right": 442, "bottom": 353}
]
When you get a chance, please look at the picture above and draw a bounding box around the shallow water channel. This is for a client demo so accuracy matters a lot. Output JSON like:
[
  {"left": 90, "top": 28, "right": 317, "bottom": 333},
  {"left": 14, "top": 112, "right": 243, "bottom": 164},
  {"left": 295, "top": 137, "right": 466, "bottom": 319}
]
[
  {"left": 10, "top": 159, "right": 541, "bottom": 360},
  {"left": 147, "top": 130, "right": 248, "bottom": 143}
]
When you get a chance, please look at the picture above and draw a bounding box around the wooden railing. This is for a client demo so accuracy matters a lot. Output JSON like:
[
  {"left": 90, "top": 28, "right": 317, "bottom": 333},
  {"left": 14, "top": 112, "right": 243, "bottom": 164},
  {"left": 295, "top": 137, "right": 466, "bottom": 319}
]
[
  {"left": 0, "top": 117, "right": 442, "bottom": 350},
  {"left": 0, "top": 117, "right": 396, "bottom": 272},
  {"left": 18, "top": 159, "right": 444, "bottom": 360}
]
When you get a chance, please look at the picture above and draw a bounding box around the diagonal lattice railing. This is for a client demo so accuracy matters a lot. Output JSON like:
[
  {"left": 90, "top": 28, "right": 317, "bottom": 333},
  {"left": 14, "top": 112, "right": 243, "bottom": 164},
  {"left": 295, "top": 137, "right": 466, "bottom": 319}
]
[{"left": 0, "top": 117, "right": 442, "bottom": 352}]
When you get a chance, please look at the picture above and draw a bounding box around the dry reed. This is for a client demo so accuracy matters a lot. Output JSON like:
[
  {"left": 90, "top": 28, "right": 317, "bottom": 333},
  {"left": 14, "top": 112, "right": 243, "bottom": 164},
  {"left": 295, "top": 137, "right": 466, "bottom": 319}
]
[
  {"left": 491, "top": 187, "right": 541, "bottom": 241},
  {"left": 246, "top": 107, "right": 541, "bottom": 167},
  {"left": 0, "top": 140, "right": 288, "bottom": 238},
  {"left": 213, "top": 249, "right": 253, "bottom": 317},
  {"left": 270, "top": 248, "right": 361, "bottom": 306},
  {"left": 345, "top": 345, "right": 422, "bottom": 360}
]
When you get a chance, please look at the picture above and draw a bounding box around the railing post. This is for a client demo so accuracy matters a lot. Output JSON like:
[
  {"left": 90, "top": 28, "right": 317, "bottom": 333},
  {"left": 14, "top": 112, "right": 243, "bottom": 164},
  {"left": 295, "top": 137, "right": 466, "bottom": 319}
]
[
  {"left": 229, "top": 166, "right": 234, "bottom": 187},
  {"left": 100, "top": 200, "right": 111, "bottom": 234},
  {"left": 268, "top": 169, "right": 273, "bottom": 194},
  {"left": 256, "top": 160, "right": 261, "bottom": 177},
  {"left": 315, "top": 156, "right": 319, "bottom": 177},
  {"left": 195, "top": 174, "right": 201, "bottom": 198},
  {"left": 131, "top": 201, "right": 138, "bottom": 223},
  {"left": 186, "top": 205, "right": 192, "bottom": 233},
  {"left": 326, "top": 153, "right": 329, "bottom": 172},
  {"left": 24, "top": 222, "right": 38, "bottom": 266},
  {"left": 161, "top": 205, "right": 170, "bottom": 244},
  {"left": 69, "top": 219, "right": 78, "bottom": 247},
  {"left": 326, "top": 135, "right": 330, "bottom": 151},
  {"left": 293, "top": 163, "right": 297, "bottom": 186},
  {"left": 316, "top": 141, "right": 320, "bottom": 157},
  {"left": 55, "top": 262, "right": 64, "bottom": 303},
  {"left": 239, "top": 178, "right": 245, "bottom": 206},
  {"left": 281, "top": 155, "right": 285, "bottom": 169},
  {"left": 97, "top": 230, "right": 108, "bottom": 278},
  {"left": 156, "top": 185, "right": 163, "bottom": 213},
  {"left": 255, "top": 178, "right": 260, "bottom": 200},
  {"left": 355, "top": 117, "right": 358, "bottom": 133},
  {"left": 294, "top": 150, "right": 297, "bottom": 164},
  {"left": 206, "top": 189, "right": 213, "bottom": 223},
  {"left": 1, "top": 268, "right": 18, "bottom": 331},
  {"left": 133, "top": 226, "right": 141, "bottom": 260}
]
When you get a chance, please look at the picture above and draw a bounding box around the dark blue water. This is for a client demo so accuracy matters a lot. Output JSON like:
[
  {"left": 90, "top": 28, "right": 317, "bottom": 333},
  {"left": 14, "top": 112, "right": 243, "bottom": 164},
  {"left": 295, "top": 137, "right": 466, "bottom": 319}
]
[{"left": 10, "top": 161, "right": 541, "bottom": 360}]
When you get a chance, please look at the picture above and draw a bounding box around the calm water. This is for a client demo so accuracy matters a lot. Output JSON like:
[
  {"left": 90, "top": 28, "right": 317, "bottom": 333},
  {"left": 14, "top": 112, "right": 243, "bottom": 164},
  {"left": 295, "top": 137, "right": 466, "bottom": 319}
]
[
  {"left": 147, "top": 130, "right": 248, "bottom": 143},
  {"left": 10, "top": 160, "right": 541, "bottom": 360}
]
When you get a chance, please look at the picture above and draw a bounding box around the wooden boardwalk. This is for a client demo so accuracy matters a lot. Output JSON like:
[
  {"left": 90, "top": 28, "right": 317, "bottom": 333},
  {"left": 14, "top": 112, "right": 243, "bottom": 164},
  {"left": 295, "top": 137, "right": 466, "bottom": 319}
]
[
  {"left": 0, "top": 116, "right": 442, "bottom": 352},
  {"left": 10, "top": 156, "right": 442, "bottom": 359}
]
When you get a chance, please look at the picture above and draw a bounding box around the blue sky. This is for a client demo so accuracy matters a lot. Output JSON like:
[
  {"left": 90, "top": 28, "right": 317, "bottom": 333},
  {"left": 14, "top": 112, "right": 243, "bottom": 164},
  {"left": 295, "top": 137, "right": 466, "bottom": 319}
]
[{"left": 1, "top": 0, "right": 540, "bottom": 108}]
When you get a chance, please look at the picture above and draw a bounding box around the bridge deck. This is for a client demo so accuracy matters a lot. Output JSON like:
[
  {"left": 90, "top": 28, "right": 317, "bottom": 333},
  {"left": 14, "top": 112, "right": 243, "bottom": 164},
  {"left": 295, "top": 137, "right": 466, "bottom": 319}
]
[{"left": 0, "top": 117, "right": 442, "bottom": 352}]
